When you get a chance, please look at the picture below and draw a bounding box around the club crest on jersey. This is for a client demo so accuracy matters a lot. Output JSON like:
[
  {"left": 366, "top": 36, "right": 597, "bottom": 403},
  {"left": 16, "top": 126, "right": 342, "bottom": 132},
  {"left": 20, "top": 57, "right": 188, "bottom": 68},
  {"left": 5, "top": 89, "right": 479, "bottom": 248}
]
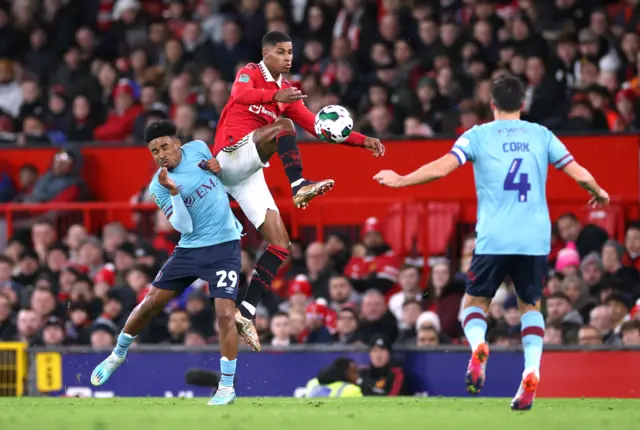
[
  {"left": 238, "top": 74, "right": 250, "bottom": 83},
  {"left": 151, "top": 193, "right": 159, "bottom": 205}
]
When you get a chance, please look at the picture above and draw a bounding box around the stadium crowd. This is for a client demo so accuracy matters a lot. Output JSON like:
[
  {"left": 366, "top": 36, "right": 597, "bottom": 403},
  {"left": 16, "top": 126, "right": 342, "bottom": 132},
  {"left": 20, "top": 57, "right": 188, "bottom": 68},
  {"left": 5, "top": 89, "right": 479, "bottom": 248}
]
[
  {"left": 0, "top": 0, "right": 639, "bottom": 146},
  {"left": 1, "top": 0, "right": 640, "bottom": 360}
]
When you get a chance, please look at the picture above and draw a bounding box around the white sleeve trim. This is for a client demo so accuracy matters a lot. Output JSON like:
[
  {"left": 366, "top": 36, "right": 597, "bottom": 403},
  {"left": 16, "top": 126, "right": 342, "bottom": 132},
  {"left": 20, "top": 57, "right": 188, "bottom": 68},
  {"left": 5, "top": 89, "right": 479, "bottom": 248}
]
[{"left": 451, "top": 147, "right": 467, "bottom": 165}]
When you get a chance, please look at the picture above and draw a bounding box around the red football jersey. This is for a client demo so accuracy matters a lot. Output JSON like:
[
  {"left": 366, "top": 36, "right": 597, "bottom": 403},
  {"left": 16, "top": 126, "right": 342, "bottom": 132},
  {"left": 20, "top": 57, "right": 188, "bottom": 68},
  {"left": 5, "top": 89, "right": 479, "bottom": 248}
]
[{"left": 212, "top": 61, "right": 366, "bottom": 155}]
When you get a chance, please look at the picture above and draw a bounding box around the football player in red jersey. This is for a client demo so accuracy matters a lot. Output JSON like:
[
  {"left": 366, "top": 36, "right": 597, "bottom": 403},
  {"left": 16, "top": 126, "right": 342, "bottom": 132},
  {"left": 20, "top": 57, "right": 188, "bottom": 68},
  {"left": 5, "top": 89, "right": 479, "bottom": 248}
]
[{"left": 206, "top": 31, "right": 385, "bottom": 352}]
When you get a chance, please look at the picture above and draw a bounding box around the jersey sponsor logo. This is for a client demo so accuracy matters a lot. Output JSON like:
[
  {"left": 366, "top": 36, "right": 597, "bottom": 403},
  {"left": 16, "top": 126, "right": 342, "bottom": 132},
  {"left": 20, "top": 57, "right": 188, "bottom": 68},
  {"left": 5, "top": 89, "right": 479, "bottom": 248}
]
[
  {"left": 182, "top": 177, "right": 219, "bottom": 207},
  {"left": 150, "top": 193, "right": 160, "bottom": 206},
  {"left": 238, "top": 74, "right": 250, "bottom": 83},
  {"left": 248, "top": 104, "right": 277, "bottom": 120}
]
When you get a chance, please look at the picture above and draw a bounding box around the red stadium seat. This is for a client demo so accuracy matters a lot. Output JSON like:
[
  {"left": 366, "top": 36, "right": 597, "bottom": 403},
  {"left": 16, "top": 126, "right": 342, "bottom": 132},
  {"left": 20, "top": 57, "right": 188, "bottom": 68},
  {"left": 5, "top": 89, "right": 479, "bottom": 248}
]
[
  {"left": 384, "top": 201, "right": 461, "bottom": 258},
  {"left": 581, "top": 204, "right": 623, "bottom": 241}
]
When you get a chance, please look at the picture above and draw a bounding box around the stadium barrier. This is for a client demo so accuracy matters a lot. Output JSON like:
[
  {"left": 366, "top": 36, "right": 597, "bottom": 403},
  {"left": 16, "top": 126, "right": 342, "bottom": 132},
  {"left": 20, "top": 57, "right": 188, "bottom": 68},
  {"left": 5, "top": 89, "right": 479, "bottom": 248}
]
[
  {"left": 0, "top": 198, "right": 627, "bottom": 263},
  {"left": 0, "top": 342, "right": 27, "bottom": 397},
  {"left": 18, "top": 345, "right": 640, "bottom": 399},
  {"left": 0, "top": 135, "right": 638, "bottom": 214}
]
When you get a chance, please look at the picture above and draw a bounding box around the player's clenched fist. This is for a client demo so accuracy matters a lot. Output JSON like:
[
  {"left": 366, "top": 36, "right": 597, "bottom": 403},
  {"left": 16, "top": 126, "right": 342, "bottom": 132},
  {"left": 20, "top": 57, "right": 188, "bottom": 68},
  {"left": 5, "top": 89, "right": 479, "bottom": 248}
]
[
  {"left": 374, "top": 170, "right": 403, "bottom": 188},
  {"left": 273, "top": 88, "right": 307, "bottom": 103},
  {"left": 206, "top": 158, "right": 221, "bottom": 174},
  {"left": 158, "top": 168, "right": 179, "bottom": 195}
]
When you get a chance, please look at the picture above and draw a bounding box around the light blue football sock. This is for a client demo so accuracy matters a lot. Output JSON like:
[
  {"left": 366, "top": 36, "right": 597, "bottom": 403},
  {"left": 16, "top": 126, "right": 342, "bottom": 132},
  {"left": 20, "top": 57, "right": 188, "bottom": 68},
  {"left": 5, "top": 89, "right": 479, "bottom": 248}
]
[
  {"left": 521, "top": 311, "right": 545, "bottom": 372},
  {"left": 220, "top": 357, "right": 237, "bottom": 388},
  {"left": 462, "top": 306, "right": 487, "bottom": 350},
  {"left": 113, "top": 332, "right": 136, "bottom": 358}
]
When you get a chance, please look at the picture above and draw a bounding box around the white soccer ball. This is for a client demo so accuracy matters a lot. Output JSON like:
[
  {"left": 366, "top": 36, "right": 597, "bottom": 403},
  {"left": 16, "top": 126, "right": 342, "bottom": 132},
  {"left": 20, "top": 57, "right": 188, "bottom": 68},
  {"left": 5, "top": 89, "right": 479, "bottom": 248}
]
[{"left": 314, "top": 105, "right": 353, "bottom": 143}]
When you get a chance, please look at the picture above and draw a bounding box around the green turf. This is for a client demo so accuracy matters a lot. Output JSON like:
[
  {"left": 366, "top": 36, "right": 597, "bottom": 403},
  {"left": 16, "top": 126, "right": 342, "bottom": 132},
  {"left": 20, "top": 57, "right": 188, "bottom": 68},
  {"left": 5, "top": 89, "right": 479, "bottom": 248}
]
[{"left": 1, "top": 398, "right": 639, "bottom": 430}]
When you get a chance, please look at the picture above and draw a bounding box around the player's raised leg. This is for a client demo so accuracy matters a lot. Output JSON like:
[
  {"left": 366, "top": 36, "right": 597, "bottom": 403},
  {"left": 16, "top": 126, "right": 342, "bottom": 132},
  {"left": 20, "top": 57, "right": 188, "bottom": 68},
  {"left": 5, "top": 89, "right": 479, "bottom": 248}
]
[
  {"left": 90, "top": 286, "right": 180, "bottom": 386},
  {"left": 462, "top": 254, "right": 507, "bottom": 395},
  {"left": 509, "top": 256, "right": 546, "bottom": 411},
  {"left": 253, "top": 119, "right": 334, "bottom": 209}
]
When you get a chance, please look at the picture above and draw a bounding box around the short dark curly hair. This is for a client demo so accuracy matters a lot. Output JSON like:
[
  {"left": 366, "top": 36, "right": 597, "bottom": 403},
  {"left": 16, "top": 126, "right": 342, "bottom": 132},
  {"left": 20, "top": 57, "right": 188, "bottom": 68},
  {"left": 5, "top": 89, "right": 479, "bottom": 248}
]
[{"left": 144, "top": 120, "right": 177, "bottom": 144}]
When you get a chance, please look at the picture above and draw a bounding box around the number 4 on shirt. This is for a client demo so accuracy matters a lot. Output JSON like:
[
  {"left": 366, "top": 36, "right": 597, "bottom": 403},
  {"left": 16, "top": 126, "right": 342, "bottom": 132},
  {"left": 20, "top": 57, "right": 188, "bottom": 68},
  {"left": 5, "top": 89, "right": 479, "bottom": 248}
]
[{"left": 503, "top": 158, "right": 531, "bottom": 202}]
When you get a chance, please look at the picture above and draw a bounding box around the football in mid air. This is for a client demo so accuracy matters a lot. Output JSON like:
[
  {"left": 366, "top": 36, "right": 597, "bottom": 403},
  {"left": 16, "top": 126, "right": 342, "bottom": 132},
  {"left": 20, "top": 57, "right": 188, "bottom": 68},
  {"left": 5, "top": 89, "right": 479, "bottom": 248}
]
[{"left": 314, "top": 105, "right": 353, "bottom": 143}]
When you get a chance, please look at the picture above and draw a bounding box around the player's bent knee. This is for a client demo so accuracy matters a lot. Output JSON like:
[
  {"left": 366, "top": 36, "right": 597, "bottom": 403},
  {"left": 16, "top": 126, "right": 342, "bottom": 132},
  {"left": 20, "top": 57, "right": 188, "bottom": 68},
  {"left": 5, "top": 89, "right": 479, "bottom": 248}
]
[{"left": 275, "top": 118, "right": 295, "bottom": 132}]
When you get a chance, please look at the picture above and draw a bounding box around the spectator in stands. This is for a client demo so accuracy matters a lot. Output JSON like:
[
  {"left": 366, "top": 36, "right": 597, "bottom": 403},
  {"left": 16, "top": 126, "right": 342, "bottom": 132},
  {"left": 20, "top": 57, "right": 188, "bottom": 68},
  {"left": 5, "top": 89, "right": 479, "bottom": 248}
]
[
  {"left": 41, "top": 316, "right": 67, "bottom": 346},
  {"left": 325, "top": 233, "right": 351, "bottom": 275},
  {"left": 546, "top": 292, "right": 583, "bottom": 344},
  {"left": 543, "top": 323, "right": 564, "bottom": 345},
  {"left": 11, "top": 164, "right": 38, "bottom": 202},
  {"left": 606, "top": 293, "right": 632, "bottom": 334},
  {"left": 0, "top": 254, "right": 21, "bottom": 295},
  {"left": 279, "top": 274, "right": 313, "bottom": 314},
  {"left": 0, "top": 59, "right": 23, "bottom": 119},
  {"left": 360, "top": 335, "right": 408, "bottom": 396},
  {"left": 416, "top": 327, "right": 439, "bottom": 346},
  {"left": 356, "top": 290, "right": 398, "bottom": 344},
  {"left": 388, "top": 265, "right": 423, "bottom": 323},
  {"left": 23, "top": 150, "right": 84, "bottom": 203},
  {"left": 602, "top": 239, "right": 640, "bottom": 295},
  {"left": 31, "top": 220, "right": 57, "bottom": 263},
  {"left": 0, "top": 292, "right": 16, "bottom": 340},
  {"left": 580, "top": 252, "right": 605, "bottom": 293},
  {"left": 620, "top": 320, "right": 640, "bottom": 346},
  {"left": 327, "top": 275, "right": 359, "bottom": 311},
  {"left": 213, "top": 20, "right": 250, "bottom": 82},
  {"left": 423, "top": 259, "right": 464, "bottom": 339},
  {"left": 556, "top": 213, "right": 609, "bottom": 258},
  {"left": 555, "top": 242, "right": 581, "bottom": 276},
  {"left": 624, "top": 222, "right": 640, "bottom": 271},
  {"left": 66, "top": 95, "right": 99, "bottom": 142},
  {"left": 577, "top": 325, "right": 603, "bottom": 346},
  {"left": 333, "top": 307, "right": 359, "bottom": 344},
  {"left": 303, "top": 242, "right": 335, "bottom": 300},
  {"left": 15, "top": 309, "right": 40, "bottom": 345},
  {"left": 288, "top": 309, "right": 305, "bottom": 343},
  {"left": 344, "top": 217, "right": 400, "bottom": 296},
  {"left": 304, "top": 301, "right": 335, "bottom": 344},
  {"left": 589, "top": 304, "right": 620, "bottom": 345},
  {"left": 94, "top": 79, "right": 143, "bottom": 142},
  {"left": 13, "top": 249, "right": 42, "bottom": 290},
  {"left": 90, "top": 317, "right": 117, "bottom": 348},
  {"left": 166, "top": 309, "right": 190, "bottom": 344},
  {"left": 268, "top": 311, "right": 295, "bottom": 347},
  {"left": 17, "top": 80, "right": 45, "bottom": 130},
  {"left": 560, "top": 275, "right": 596, "bottom": 322},
  {"left": 395, "top": 299, "right": 422, "bottom": 345}
]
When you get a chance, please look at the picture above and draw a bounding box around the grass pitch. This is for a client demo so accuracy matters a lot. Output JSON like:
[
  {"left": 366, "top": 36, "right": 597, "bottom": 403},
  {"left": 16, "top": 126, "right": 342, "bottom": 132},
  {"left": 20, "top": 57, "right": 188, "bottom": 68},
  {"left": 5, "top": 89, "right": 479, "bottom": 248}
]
[{"left": 1, "top": 397, "right": 638, "bottom": 430}]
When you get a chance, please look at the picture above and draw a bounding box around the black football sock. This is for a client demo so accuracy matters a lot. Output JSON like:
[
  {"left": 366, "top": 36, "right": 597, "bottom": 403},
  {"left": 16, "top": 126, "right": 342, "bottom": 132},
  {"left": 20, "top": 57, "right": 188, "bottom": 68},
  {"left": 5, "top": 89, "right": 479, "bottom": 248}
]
[
  {"left": 276, "top": 131, "right": 304, "bottom": 193},
  {"left": 240, "top": 244, "right": 289, "bottom": 319}
]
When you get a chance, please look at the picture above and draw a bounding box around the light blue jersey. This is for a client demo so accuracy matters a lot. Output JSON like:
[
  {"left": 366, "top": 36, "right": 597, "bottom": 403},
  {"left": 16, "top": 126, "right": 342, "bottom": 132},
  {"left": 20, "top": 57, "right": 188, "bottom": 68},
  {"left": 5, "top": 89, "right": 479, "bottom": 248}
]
[
  {"left": 451, "top": 120, "right": 573, "bottom": 255},
  {"left": 149, "top": 140, "right": 242, "bottom": 248}
]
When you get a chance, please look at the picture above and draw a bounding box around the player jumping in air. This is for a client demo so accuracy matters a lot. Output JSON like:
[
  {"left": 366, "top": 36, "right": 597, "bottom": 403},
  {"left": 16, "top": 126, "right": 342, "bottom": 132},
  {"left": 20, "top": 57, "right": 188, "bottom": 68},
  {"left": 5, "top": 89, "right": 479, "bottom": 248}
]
[
  {"left": 91, "top": 120, "right": 243, "bottom": 406},
  {"left": 373, "top": 74, "right": 610, "bottom": 411},
  {"left": 206, "top": 31, "right": 385, "bottom": 351}
]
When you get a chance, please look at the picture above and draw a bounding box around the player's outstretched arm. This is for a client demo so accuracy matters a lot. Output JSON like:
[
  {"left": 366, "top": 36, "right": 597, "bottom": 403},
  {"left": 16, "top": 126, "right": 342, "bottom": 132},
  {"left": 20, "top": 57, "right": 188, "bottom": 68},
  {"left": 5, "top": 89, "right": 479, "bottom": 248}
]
[
  {"left": 155, "top": 168, "right": 194, "bottom": 234},
  {"left": 284, "top": 101, "right": 385, "bottom": 156},
  {"left": 561, "top": 161, "right": 610, "bottom": 207},
  {"left": 374, "top": 153, "right": 460, "bottom": 188}
]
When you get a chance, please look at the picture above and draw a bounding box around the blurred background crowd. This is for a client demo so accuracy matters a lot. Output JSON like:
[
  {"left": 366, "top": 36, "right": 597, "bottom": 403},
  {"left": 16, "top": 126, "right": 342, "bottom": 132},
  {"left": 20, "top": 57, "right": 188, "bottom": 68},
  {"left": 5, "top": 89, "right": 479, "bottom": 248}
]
[
  {"left": 1, "top": 0, "right": 640, "bottom": 358},
  {"left": 0, "top": 0, "right": 639, "bottom": 147}
]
